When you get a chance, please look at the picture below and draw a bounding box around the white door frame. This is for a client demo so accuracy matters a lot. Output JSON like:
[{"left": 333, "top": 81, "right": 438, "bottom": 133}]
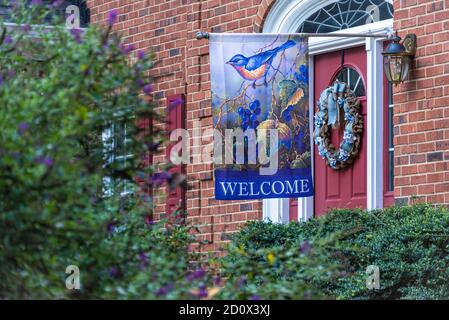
[{"left": 262, "top": 0, "right": 393, "bottom": 223}]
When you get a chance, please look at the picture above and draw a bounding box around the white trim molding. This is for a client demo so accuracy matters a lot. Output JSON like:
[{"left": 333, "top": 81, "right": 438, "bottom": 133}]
[
  {"left": 263, "top": 198, "right": 290, "bottom": 223},
  {"left": 366, "top": 37, "right": 385, "bottom": 210},
  {"left": 297, "top": 54, "right": 315, "bottom": 222},
  {"left": 262, "top": 0, "right": 393, "bottom": 222}
]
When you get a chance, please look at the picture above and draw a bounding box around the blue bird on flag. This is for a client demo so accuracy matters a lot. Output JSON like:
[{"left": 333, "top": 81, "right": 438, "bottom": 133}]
[{"left": 226, "top": 39, "right": 296, "bottom": 87}]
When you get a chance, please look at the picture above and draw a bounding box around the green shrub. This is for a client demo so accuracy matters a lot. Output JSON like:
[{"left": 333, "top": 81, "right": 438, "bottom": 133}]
[
  {"left": 221, "top": 204, "right": 449, "bottom": 300},
  {"left": 216, "top": 238, "right": 340, "bottom": 300},
  {"left": 216, "top": 221, "right": 343, "bottom": 300}
]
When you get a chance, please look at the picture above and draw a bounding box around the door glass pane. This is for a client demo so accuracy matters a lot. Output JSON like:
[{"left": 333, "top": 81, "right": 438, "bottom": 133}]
[
  {"left": 388, "top": 107, "right": 393, "bottom": 149},
  {"left": 334, "top": 67, "right": 366, "bottom": 97},
  {"left": 388, "top": 149, "right": 394, "bottom": 191}
]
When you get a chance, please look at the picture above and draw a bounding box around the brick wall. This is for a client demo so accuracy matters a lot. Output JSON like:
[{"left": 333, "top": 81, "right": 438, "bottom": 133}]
[
  {"left": 86, "top": 0, "right": 276, "bottom": 254},
  {"left": 85, "top": 0, "right": 449, "bottom": 253},
  {"left": 393, "top": 0, "right": 449, "bottom": 206}
]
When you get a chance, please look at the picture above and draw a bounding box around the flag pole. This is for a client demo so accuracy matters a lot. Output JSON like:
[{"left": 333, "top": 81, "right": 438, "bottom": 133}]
[{"left": 195, "top": 31, "right": 390, "bottom": 40}]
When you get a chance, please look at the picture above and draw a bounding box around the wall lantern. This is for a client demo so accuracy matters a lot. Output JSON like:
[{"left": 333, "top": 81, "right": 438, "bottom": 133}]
[{"left": 382, "top": 34, "right": 417, "bottom": 86}]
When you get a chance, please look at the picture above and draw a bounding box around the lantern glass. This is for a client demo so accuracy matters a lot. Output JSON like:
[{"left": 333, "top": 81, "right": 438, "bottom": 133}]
[
  {"left": 401, "top": 56, "right": 411, "bottom": 81},
  {"left": 382, "top": 34, "right": 416, "bottom": 85},
  {"left": 383, "top": 54, "right": 410, "bottom": 85}
]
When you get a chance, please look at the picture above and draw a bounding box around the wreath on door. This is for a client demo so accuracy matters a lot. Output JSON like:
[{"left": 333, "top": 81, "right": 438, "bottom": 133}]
[{"left": 314, "top": 81, "right": 363, "bottom": 170}]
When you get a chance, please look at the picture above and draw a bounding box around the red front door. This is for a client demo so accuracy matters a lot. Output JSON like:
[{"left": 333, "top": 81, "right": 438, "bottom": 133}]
[{"left": 313, "top": 46, "right": 368, "bottom": 216}]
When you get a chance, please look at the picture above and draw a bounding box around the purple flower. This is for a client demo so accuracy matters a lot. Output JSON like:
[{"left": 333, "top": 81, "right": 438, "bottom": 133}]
[
  {"left": 31, "top": 0, "right": 43, "bottom": 6},
  {"left": 42, "top": 157, "right": 54, "bottom": 167},
  {"left": 17, "top": 122, "right": 29, "bottom": 135},
  {"left": 51, "top": 0, "right": 64, "bottom": 7},
  {"left": 137, "top": 49, "right": 146, "bottom": 60},
  {"left": 8, "top": 69, "right": 16, "bottom": 79},
  {"left": 139, "top": 252, "right": 148, "bottom": 269},
  {"left": 156, "top": 288, "right": 167, "bottom": 296},
  {"left": 196, "top": 284, "right": 208, "bottom": 298},
  {"left": 21, "top": 24, "right": 31, "bottom": 33},
  {"left": 108, "top": 267, "right": 122, "bottom": 278},
  {"left": 150, "top": 171, "right": 171, "bottom": 187},
  {"left": 120, "top": 43, "right": 135, "bottom": 55},
  {"left": 34, "top": 156, "right": 54, "bottom": 168},
  {"left": 300, "top": 240, "right": 312, "bottom": 255},
  {"left": 146, "top": 140, "right": 162, "bottom": 152},
  {"left": 213, "top": 276, "right": 222, "bottom": 286},
  {"left": 250, "top": 295, "right": 262, "bottom": 300},
  {"left": 168, "top": 97, "right": 183, "bottom": 111},
  {"left": 70, "top": 28, "right": 83, "bottom": 44},
  {"left": 107, "top": 10, "right": 119, "bottom": 26},
  {"left": 193, "top": 268, "right": 206, "bottom": 279},
  {"left": 106, "top": 221, "right": 117, "bottom": 233},
  {"left": 237, "top": 276, "right": 247, "bottom": 287},
  {"left": 143, "top": 84, "right": 153, "bottom": 95},
  {"left": 169, "top": 97, "right": 183, "bottom": 107},
  {"left": 156, "top": 283, "right": 174, "bottom": 296},
  {"left": 186, "top": 268, "right": 206, "bottom": 282},
  {"left": 144, "top": 215, "right": 154, "bottom": 225},
  {"left": 139, "top": 252, "right": 148, "bottom": 263},
  {"left": 0, "top": 74, "right": 3, "bottom": 87},
  {"left": 4, "top": 35, "right": 13, "bottom": 45}
]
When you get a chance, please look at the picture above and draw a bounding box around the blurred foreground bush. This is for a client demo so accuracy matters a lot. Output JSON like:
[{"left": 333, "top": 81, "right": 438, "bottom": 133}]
[{"left": 0, "top": 0, "right": 203, "bottom": 299}]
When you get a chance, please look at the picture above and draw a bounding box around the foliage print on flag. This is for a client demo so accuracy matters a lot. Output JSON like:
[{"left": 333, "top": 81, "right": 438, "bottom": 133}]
[{"left": 210, "top": 34, "right": 314, "bottom": 200}]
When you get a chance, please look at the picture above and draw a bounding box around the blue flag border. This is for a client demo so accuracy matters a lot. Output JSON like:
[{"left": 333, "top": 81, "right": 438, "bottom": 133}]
[{"left": 214, "top": 168, "right": 314, "bottom": 200}]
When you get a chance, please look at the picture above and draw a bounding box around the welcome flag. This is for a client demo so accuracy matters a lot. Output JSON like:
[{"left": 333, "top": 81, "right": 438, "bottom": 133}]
[{"left": 209, "top": 34, "right": 313, "bottom": 200}]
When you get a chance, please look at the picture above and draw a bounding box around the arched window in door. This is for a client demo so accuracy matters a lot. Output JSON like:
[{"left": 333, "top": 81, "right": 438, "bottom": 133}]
[
  {"left": 297, "top": 0, "right": 393, "bottom": 33},
  {"left": 334, "top": 67, "right": 366, "bottom": 97}
]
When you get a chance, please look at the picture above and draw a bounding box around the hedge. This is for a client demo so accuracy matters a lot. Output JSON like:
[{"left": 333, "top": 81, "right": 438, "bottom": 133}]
[{"left": 220, "top": 204, "right": 449, "bottom": 300}]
